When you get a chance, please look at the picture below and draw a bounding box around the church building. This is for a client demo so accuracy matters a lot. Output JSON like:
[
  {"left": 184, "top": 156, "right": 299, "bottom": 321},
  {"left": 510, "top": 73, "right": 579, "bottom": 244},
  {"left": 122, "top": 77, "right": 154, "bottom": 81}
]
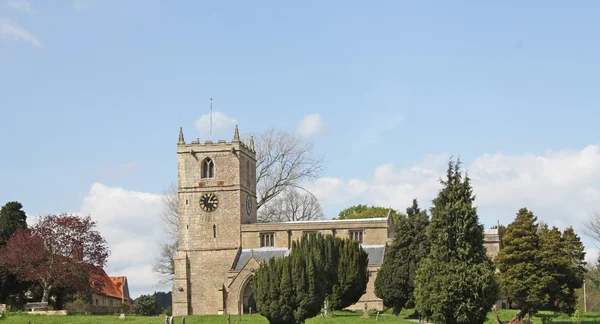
[{"left": 171, "top": 126, "right": 502, "bottom": 316}]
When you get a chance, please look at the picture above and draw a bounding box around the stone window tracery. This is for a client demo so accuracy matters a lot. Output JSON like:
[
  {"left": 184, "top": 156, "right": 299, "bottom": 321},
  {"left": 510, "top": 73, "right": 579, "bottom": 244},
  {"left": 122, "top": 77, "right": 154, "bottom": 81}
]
[
  {"left": 349, "top": 230, "right": 363, "bottom": 243},
  {"left": 201, "top": 157, "right": 215, "bottom": 178},
  {"left": 260, "top": 232, "right": 274, "bottom": 247}
]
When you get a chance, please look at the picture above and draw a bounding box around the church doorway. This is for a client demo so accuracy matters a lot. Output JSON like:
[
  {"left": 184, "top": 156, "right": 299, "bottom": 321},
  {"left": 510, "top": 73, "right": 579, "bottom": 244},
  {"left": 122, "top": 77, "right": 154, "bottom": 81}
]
[{"left": 241, "top": 277, "right": 256, "bottom": 314}]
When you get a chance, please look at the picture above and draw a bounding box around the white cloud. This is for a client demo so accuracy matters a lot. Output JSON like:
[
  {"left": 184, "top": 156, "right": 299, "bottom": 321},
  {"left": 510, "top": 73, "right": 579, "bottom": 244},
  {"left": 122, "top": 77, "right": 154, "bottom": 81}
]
[
  {"left": 297, "top": 113, "right": 327, "bottom": 137},
  {"left": 309, "top": 145, "right": 600, "bottom": 239},
  {"left": 0, "top": 20, "right": 42, "bottom": 47},
  {"left": 78, "top": 183, "right": 165, "bottom": 298},
  {"left": 194, "top": 111, "right": 238, "bottom": 140},
  {"left": 585, "top": 249, "right": 599, "bottom": 264},
  {"left": 6, "top": 0, "right": 34, "bottom": 13}
]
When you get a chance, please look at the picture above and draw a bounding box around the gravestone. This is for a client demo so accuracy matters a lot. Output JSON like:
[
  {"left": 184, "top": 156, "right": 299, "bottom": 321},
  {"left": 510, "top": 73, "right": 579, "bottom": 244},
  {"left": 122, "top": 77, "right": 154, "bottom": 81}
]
[
  {"left": 169, "top": 315, "right": 174, "bottom": 324},
  {"left": 361, "top": 303, "right": 369, "bottom": 319},
  {"left": 181, "top": 315, "right": 185, "bottom": 324},
  {"left": 119, "top": 314, "right": 126, "bottom": 319},
  {"left": 165, "top": 315, "right": 169, "bottom": 324}
]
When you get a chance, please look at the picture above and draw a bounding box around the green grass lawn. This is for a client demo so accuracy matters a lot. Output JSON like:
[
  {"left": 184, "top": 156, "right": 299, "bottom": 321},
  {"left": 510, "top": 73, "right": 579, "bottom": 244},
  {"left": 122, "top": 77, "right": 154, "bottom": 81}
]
[
  {"left": 3, "top": 309, "right": 600, "bottom": 324},
  {"left": 485, "top": 309, "right": 600, "bottom": 324}
]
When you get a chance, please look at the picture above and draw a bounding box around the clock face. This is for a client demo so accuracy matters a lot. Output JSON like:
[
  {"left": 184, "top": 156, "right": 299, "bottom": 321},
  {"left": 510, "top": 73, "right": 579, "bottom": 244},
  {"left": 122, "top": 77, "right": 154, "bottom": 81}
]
[
  {"left": 200, "top": 193, "right": 218, "bottom": 212},
  {"left": 246, "top": 195, "right": 252, "bottom": 215}
]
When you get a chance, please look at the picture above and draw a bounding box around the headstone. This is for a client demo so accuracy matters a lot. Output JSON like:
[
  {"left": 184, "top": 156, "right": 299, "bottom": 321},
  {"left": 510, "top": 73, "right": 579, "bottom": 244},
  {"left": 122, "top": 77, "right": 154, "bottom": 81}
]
[
  {"left": 119, "top": 314, "right": 126, "bottom": 319},
  {"left": 165, "top": 315, "right": 169, "bottom": 324},
  {"left": 376, "top": 311, "right": 380, "bottom": 321},
  {"left": 181, "top": 315, "right": 185, "bottom": 324},
  {"left": 361, "top": 303, "right": 369, "bottom": 319},
  {"left": 169, "top": 315, "right": 174, "bottom": 324},
  {"left": 227, "top": 313, "right": 231, "bottom": 324}
]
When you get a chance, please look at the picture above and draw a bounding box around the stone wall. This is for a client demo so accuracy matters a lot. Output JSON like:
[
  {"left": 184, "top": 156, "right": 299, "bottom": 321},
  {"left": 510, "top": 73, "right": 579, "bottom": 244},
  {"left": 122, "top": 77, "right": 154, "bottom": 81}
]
[{"left": 240, "top": 218, "right": 392, "bottom": 249}]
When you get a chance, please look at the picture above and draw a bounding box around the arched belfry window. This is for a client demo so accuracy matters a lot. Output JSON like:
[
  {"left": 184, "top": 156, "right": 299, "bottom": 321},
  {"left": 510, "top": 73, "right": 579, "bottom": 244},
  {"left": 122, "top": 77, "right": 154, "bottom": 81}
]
[{"left": 202, "top": 158, "right": 215, "bottom": 178}]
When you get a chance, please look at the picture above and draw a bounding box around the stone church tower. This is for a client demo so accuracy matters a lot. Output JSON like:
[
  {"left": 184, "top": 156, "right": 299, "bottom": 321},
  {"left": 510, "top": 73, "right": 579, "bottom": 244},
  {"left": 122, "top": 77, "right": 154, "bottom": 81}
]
[{"left": 172, "top": 126, "right": 257, "bottom": 316}]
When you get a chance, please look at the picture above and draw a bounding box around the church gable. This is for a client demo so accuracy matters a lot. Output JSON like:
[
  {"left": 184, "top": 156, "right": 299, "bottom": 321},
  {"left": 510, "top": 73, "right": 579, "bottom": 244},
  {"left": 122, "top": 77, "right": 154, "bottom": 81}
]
[{"left": 232, "top": 248, "right": 290, "bottom": 271}]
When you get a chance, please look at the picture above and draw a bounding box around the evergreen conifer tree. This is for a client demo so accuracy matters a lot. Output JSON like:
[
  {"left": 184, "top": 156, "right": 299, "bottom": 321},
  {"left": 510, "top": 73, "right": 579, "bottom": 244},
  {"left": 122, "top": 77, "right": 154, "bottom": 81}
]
[
  {"left": 414, "top": 159, "right": 498, "bottom": 324},
  {"left": 0, "top": 201, "right": 27, "bottom": 245},
  {"left": 495, "top": 208, "right": 544, "bottom": 322},
  {"left": 495, "top": 209, "right": 586, "bottom": 323},
  {"left": 254, "top": 233, "right": 368, "bottom": 324},
  {"left": 0, "top": 201, "right": 29, "bottom": 304},
  {"left": 374, "top": 198, "right": 429, "bottom": 315},
  {"left": 329, "top": 238, "right": 369, "bottom": 310}
]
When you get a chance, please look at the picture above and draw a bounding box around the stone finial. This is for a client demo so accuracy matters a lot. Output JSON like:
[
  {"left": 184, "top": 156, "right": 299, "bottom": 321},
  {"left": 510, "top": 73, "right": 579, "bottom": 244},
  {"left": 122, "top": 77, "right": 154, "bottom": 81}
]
[
  {"left": 178, "top": 127, "right": 185, "bottom": 144},
  {"left": 386, "top": 208, "right": 392, "bottom": 218},
  {"left": 234, "top": 125, "right": 240, "bottom": 141},
  {"left": 249, "top": 135, "right": 255, "bottom": 151}
]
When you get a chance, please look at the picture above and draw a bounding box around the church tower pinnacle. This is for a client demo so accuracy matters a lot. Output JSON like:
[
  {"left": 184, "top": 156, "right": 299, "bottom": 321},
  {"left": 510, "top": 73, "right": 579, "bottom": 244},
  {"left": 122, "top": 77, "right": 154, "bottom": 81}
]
[
  {"left": 233, "top": 124, "right": 240, "bottom": 141},
  {"left": 178, "top": 127, "right": 185, "bottom": 144}
]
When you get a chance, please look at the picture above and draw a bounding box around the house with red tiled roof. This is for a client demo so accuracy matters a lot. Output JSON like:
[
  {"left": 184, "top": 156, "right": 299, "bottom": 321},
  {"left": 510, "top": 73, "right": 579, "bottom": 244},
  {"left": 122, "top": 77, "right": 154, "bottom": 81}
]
[{"left": 90, "top": 269, "right": 132, "bottom": 314}]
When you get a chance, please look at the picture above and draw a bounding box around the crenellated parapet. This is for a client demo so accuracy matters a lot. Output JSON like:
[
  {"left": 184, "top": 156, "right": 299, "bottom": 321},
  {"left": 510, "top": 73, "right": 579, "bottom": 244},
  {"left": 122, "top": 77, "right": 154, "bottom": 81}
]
[{"left": 177, "top": 125, "right": 256, "bottom": 157}]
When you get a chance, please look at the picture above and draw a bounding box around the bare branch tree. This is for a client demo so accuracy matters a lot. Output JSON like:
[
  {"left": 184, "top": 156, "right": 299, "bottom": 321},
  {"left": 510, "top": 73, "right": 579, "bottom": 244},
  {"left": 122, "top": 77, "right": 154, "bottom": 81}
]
[
  {"left": 161, "top": 183, "right": 178, "bottom": 240},
  {"left": 258, "top": 187, "right": 324, "bottom": 222},
  {"left": 153, "top": 183, "right": 178, "bottom": 288},
  {"left": 152, "top": 240, "right": 177, "bottom": 287},
  {"left": 582, "top": 211, "right": 600, "bottom": 247},
  {"left": 248, "top": 128, "right": 326, "bottom": 213}
]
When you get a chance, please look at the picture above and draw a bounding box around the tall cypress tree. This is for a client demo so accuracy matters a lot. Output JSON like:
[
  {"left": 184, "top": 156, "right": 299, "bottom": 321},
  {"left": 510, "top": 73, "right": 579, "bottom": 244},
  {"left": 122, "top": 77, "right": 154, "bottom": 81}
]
[
  {"left": 374, "top": 198, "right": 430, "bottom": 315},
  {"left": 414, "top": 159, "right": 498, "bottom": 324},
  {"left": 254, "top": 233, "right": 368, "bottom": 324},
  {"left": 495, "top": 209, "right": 587, "bottom": 322},
  {"left": 0, "top": 201, "right": 27, "bottom": 245},
  {"left": 329, "top": 238, "right": 369, "bottom": 310},
  {"left": 495, "top": 208, "right": 545, "bottom": 321}
]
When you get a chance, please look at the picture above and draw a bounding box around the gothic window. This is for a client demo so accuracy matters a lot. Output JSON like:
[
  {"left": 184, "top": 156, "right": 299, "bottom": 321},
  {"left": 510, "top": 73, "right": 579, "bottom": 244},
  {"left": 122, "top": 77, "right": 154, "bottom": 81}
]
[
  {"left": 260, "top": 232, "right": 274, "bottom": 247},
  {"left": 202, "top": 158, "right": 215, "bottom": 178},
  {"left": 349, "top": 230, "right": 363, "bottom": 243}
]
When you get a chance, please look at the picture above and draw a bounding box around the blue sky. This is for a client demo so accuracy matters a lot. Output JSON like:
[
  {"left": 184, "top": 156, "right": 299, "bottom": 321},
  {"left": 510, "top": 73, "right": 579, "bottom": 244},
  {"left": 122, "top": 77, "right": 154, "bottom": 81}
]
[{"left": 1, "top": 0, "right": 599, "bottom": 297}]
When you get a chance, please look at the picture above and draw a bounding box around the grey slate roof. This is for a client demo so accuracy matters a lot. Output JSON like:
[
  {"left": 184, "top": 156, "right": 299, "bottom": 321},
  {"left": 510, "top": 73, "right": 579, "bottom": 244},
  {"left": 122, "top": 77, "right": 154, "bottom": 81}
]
[
  {"left": 362, "top": 245, "right": 386, "bottom": 265},
  {"left": 232, "top": 244, "right": 386, "bottom": 271},
  {"left": 232, "top": 248, "right": 290, "bottom": 271}
]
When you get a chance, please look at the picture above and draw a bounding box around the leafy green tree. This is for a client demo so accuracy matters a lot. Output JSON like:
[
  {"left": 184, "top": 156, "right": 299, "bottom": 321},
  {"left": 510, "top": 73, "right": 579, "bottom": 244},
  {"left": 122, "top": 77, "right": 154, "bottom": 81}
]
[
  {"left": 495, "top": 208, "right": 587, "bottom": 322},
  {"left": 254, "top": 233, "right": 368, "bottom": 324},
  {"left": 375, "top": 198, "right": 430, "bottom": 316},
  {"left": 336, "top": 204, "right": 403, "bottom": 225},
  {"left": 414, "top": 159, "right": 499, "bottom": 324},
  {"left": 131, "top": 295, "right": 160, "bottom": 316}
]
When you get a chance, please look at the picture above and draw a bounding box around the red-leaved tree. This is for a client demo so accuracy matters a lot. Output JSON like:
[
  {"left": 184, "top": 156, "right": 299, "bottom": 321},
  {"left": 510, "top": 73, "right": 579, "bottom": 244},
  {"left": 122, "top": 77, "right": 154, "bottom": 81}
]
[{"left": 0, "top": 214, "right": 110, "bottom": 303}]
